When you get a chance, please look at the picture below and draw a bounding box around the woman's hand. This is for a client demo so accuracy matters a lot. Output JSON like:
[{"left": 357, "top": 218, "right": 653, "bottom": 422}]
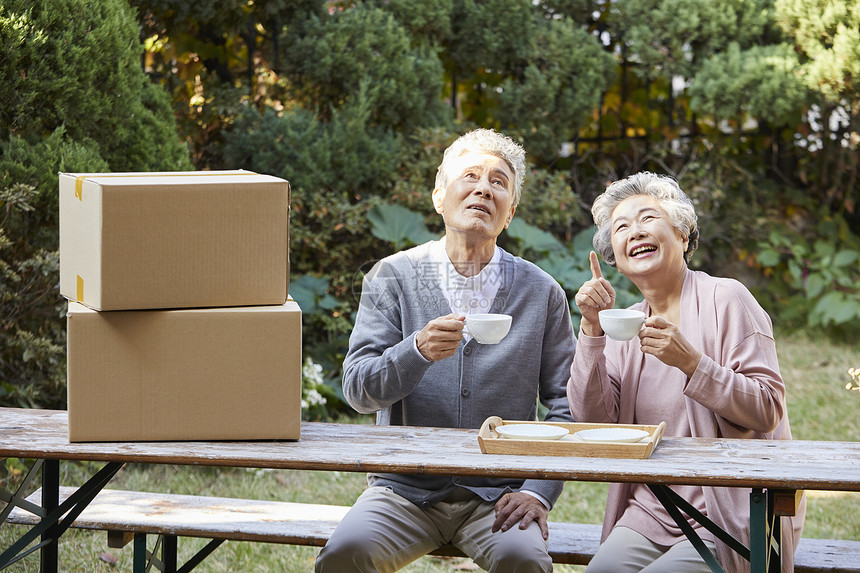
[
  {"left": 638, "top": 316, "right": 702, "bottom": 377},
  {"left": 574, "top": 251, "right": 616, "bottom": 337}
]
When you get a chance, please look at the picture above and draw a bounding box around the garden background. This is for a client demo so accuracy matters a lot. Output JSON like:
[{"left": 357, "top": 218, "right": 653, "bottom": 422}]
[{"left": 1, "top": 0, "right": 859, "bottom": 570}]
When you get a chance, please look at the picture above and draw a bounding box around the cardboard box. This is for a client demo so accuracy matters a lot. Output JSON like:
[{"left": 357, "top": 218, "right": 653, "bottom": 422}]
[
  {"left": 66, "top": 300, "right": 302, "bottom": 442},
  {"left": 59, "top": 170, "right": 290, "bottom": 311}
]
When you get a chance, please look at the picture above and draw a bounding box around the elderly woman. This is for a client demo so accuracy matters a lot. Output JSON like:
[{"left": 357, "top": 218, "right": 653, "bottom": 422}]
[{"left": 567, "top": 172, "right": 805, "bottom": 573}]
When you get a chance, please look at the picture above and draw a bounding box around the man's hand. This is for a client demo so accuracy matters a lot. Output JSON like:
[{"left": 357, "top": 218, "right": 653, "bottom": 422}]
[
  {"left": 492, "top": 492, "right": 549, "bottom": 540},
  {"left": 415, "top": 313, "right": 465, "bottom": 361},
  {"left": 574, "top": 251, "right": 616, "bottom": 337}
]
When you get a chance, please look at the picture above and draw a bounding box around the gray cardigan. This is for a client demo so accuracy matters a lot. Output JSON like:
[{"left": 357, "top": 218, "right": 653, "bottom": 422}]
[{"left": 343, "top": 240, "right": 576, "bottom": 509}]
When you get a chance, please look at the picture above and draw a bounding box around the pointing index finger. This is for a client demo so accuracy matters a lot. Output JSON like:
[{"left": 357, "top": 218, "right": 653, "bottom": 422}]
[{"left": 589, "top": 251, "right": 604, "bottom": 280}]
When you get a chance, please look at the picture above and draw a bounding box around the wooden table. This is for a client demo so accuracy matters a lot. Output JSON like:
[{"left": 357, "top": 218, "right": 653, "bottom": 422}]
[{"left": 2, "top": 407, "right": 859, "bottom": 572}]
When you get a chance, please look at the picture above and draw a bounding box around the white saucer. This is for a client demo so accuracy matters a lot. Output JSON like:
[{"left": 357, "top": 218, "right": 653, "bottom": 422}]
[
  {"left": 573, "top": 428, "right": 650, "bottom": 443},
  {"left": 495, "top": 424, "right": 570, "bottom": 441}
]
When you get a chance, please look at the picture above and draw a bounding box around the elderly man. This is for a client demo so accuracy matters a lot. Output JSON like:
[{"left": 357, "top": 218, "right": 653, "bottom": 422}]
[{"left": 315, "top": 129, "right": 576, "bottom": 573}]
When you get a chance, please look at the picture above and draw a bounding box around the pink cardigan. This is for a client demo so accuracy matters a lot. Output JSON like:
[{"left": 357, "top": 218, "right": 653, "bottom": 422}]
[{"left": 567, "top": 269, "right": 805, "bottom": 573}]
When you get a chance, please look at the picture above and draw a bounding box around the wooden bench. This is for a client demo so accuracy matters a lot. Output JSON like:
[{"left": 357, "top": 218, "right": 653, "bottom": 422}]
[{"left": 6, "top": 488, "right": 860, "bottom": 572}]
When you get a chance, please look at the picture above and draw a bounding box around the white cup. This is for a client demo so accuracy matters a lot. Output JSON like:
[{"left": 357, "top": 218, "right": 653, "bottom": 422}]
[
  {"left": 598, "top": 309, "right": 645, "bottom": 341},
  {"left": 464, "top": 313, "right": 512, "bottom": 344}
]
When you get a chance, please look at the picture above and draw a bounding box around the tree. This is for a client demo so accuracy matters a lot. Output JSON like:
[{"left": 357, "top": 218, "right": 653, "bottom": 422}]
[
  {"left": 0, "top": 0, "right": 191, "bottom": 407},
  {"left": 497, "top": 16, "right": 616, "bottom": 163},
  {"left": 281, "top": 4, "right": 448, "bottom": 130},
  {"left": 1, "top": 0, "right": 189, "bottom": 171},
  {"left": 29, "top": 0, "right": 858, "bottom": 407},
  {"left": 689, "top": 43, "right": 808, "bottom": 127},
  {"left": 611, "top": 0, "right": 775, "bottom": 82},
  {"left": 774, "top": 0, "right": 860, "bottom": 212},
  {"left": 128, "top": 0, "right": 325, "bottom": 166},
  {"left": 600, "top": 0, "right": 860, "bottom": 330}
]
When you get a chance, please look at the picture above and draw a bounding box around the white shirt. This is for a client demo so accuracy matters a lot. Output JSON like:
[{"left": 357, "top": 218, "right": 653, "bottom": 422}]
[{"left": 433, "top": 238, "right": 503, "bottom": 339}]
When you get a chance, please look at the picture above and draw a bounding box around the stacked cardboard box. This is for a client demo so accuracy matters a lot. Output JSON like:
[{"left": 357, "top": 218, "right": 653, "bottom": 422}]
[{"left": 60, "top": 171, "right": 302, "bottom": 442}]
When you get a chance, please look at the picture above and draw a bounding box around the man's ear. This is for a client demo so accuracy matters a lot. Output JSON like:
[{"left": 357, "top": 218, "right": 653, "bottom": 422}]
[
  {"left": 432, "top": 187, "right": 445, "bottom": 214},
  {"left": 505, "top": 205, "right": 517, "bottom": 229}
]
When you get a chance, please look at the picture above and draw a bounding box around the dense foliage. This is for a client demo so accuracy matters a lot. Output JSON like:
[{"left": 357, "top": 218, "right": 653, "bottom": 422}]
[
  {"left": 0, "top": 0, "right": 191, "bottom": 407},
  {"left": 2, "top": 0, "right": 859, "bottom": 412}
]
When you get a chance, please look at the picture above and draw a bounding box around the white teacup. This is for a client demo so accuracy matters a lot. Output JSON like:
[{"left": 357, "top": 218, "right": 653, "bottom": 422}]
[
  {"left": 464, "top": 313, "right": 512, "bottom": 344},
  {"left": 598, "top": 309, "right": 645, "bottom": 341}
]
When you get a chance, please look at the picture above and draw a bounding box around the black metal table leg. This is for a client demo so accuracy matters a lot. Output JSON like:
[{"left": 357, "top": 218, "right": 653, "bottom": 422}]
[
  {"left": 163, "top": 535, "right": 178, "bottom": 573},
  {"left": 39, "top": 460, "right": 59, "bottom": 573},
  {"left": 648, "top": 484, "right": 726, "bottom": 573},
  {"left": 0, "top": 460, "right": 123, "bottom": 571}
]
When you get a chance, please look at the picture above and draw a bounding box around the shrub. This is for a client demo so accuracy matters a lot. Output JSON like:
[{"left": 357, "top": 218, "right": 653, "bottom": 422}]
[
  {"left": 0, "top": 0, "right": 191, "bottom": 408},
  {"left": 0, "top": 133, "right": 109, "bottom": 407},
  {"left": 0, "top": 0, "right": 190, "bottom": 171},
  {"left": 757, "top": 213, "right": 860, "bottom": 333},
  {"left": 281, "top": 4, "right": 448, "bottom": 130}
]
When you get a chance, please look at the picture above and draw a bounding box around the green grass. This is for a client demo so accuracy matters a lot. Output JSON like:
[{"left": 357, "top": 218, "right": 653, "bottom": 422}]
[
  {"left": 776, "top": 328, "right": 860, "bottom": 542},
  {"left": 2, "top": 328, "right": 858, "bottom": 572}
]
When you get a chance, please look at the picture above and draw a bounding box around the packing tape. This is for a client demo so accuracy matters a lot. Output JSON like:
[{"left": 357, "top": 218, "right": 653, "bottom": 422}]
[
  {"left": 73, "top": 172, "right": 258, "bottom": 201},
  {"left": 76, "top": 275, "right": 84, "bottom": 302}
]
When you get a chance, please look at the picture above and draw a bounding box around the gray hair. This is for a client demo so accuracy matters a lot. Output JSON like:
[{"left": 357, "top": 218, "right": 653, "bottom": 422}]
[
  {"left": 435, "top": 129, "right": 526, "bottom": 207},
  {"left": 592, "top": 172, "right": 699, "bottom": 266}
]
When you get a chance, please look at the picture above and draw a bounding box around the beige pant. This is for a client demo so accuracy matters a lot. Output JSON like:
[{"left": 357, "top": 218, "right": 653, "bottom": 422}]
[
  {"left": 315, "top": 486, "right": 552, "bottom": 573},
  {"left": 586, "top": 526, "right": 718, "bottom": 573}
]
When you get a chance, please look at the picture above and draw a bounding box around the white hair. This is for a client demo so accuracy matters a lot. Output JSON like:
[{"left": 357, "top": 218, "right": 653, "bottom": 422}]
[
  {"left": 592, "top": 171, "right": 699, "bottom": 266},
  {"left": 435, "top": 129, "right": 526, "bottom": 207}
]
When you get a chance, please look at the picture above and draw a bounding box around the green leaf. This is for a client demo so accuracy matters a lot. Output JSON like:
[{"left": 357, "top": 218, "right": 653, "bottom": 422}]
[
  {"left": 791, "top": 243, "right": 809, "bottom": 259},
  {"left": 813, "top": 240, "right": 835, "bottom": 258},
  {"left": 536, "top": 255, "right": 591, "bottom": 291},
  {"left": 833, "top": 249, "right": 859, "bottom": 267},
  {"left": 804, "top": 273, "right": 827, "bottom": 299},
  {"left": 837, "top": 275, "right": 857, "bottom": 288},
  {"left": 767, "top": 231, "right": 792, "bottom": 249},
  {"left": 571, "top": 227, "right": 596, "bottom": 255},
  {"left": 767, "top": 231, "right": 781, "bottom": 245},
  {"left": 757, "top": 249, "right": 781, "bottom": 267},
  {"left": 826, "top": 297, "right": 859, "bottom": 326},
  {"left": 812, "top": 291, "right": 852, "bottom": 326},
  {"left": 317, "top": 294, "right": 339, "bottom": 310},
  {"left": 506, "top": 219, "right": 565, "bottom": 253},
  {"left": 290, "top": 274, "right": 337, "bottom": 314},
  {"left": 367, "top": 204, "right": 437, "bottom": 250},
  {"left": 787, "top": 260, "right": 803, "bottom": 281}
]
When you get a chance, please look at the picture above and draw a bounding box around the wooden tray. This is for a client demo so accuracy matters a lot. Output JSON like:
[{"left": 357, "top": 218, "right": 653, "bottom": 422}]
[{"left": 478, "top": 416, "right": 665, "bottom": 459}]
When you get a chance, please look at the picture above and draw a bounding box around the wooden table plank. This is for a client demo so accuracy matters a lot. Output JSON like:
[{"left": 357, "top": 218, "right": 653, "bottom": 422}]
[{"left": 2, "top": 407, "right": 859, "bottom": 491}]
